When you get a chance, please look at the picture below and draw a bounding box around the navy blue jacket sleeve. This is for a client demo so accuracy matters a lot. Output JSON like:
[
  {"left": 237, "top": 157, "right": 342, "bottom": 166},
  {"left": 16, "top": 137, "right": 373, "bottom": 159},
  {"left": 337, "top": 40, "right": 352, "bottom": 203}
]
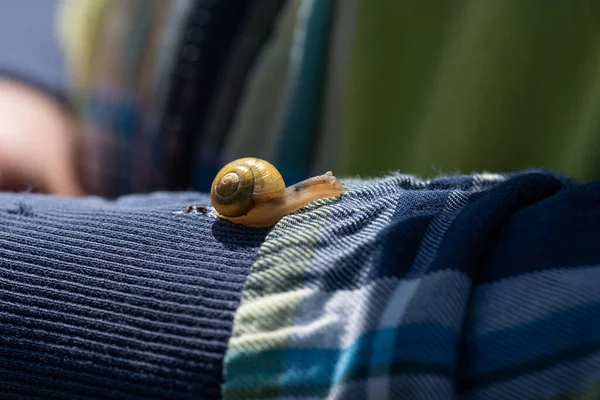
[{"left": 0, "top": 191, "right": 266, "bottom": 399}]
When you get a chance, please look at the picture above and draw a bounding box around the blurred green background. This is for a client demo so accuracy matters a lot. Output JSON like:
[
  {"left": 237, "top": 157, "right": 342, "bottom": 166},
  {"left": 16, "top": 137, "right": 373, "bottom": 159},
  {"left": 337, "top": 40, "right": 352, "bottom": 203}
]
[{"left": 338, "top": 0, "right": 600, "bottom": 181}]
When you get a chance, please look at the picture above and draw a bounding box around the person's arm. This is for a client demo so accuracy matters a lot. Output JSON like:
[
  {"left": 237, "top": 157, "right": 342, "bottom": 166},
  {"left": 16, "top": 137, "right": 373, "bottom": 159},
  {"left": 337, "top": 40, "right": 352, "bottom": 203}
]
[
  {"left": 0, "top": 78, "right": 81, "bottom": 195},
  {"left": 2, "top": 170, "right": 600, "bottom": 398},
  {"left": 0, "top": 0, "right": 81, "bottom": 195}
]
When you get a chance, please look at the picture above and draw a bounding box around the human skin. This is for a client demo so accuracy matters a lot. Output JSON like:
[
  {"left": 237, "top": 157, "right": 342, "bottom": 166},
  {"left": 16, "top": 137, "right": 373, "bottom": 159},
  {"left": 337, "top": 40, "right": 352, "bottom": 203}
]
[{"left": 0, "top": 78, "right": 82, "bottom": 196}]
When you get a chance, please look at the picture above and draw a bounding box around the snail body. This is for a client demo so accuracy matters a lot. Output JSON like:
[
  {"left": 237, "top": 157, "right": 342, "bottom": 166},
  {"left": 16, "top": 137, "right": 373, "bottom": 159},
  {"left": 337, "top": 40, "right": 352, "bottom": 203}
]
[{"left": 210, "top": 157, "right": 345, "bottom": 227}]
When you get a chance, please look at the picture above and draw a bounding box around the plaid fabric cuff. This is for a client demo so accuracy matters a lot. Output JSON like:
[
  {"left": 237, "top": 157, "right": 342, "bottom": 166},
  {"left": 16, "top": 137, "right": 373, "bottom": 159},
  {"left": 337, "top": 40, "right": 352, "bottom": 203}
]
[{"left": 223, "top": 170, "right": 600, "bottom": 399}]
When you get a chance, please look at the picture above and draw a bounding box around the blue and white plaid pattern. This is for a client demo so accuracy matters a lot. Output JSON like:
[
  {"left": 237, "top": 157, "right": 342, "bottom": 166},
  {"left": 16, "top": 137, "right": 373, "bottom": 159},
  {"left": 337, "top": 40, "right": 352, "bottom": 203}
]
[{"left": 223, "top": 170, "right": 600, "bottom": 399}]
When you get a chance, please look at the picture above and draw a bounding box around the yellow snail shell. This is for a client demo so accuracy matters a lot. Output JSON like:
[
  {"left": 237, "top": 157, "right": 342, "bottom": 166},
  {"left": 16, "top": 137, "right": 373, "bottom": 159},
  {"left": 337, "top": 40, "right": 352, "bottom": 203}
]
[{"left": 210, "top": 157, "right": 345, "bottom": 227}]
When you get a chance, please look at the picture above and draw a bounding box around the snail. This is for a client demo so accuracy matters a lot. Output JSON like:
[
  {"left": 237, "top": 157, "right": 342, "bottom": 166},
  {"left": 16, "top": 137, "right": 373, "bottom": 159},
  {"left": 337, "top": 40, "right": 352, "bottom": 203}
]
[{"left": 210, "top": 157, "right": 346, "bottom": 227}]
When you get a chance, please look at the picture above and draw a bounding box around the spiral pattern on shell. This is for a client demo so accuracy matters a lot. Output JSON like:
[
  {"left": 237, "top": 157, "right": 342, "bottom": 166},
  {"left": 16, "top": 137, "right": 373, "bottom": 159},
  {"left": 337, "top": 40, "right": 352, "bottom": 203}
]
[{"left": 210, "top": 158, "right": 285, "bottom": 217}]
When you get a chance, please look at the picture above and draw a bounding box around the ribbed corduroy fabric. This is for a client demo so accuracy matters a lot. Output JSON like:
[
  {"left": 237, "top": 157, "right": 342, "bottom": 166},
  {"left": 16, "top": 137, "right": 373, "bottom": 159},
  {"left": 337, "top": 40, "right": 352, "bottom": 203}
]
[{"left": 0, "top": 191, "right": 267, "bottom": 399}]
